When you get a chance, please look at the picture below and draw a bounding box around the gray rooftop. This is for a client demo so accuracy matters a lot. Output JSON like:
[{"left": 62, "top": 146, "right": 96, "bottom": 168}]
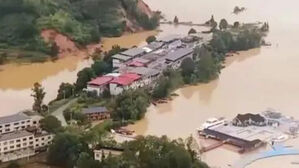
[
  {"left": 83, "top": 107, "right": 108, "bottom": 114},
  {"left": 0, "top": 130, "right": 33, "bottom": 142},
  {"left": 0, "top": 113, "right": 31, "bottom": 125},
  {"left": 165, "top": 48, "right": 193, "bottom": 62},
  {"left": 128, "top": 67, "right": 160, "bottom": 77},
  {"left": 144, "top": 42, "right": 164, "bottom": 50},
  {"left": 133, "top": 58, "right": 151, "bottom": 64},
  {"left": 121, "top": 47, "right": 145, "bottom": 57},
  {"left": 112, "top": 54, "right": 132, "bottom": 61}
]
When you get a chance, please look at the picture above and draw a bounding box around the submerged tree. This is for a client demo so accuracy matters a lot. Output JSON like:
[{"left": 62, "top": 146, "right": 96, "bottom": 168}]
[
  {"left": 188, "top": 28, "right": 197, "bottom": 34},
  {"left": 219, "top": 19, "right": 228, "bottom": 30},
  {"left": 174, "top": 16, "right": 179, "bottom": 24},
  {"left": 146, "top": 35, "right": 156, "bottom": 44},
  {"left": 31, "top": 82, "right": 46, "bottom": 113}
]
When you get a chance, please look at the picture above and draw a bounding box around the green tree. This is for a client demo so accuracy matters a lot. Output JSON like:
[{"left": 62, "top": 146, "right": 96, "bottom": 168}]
[
  {"left": 152, "top": 76, "right": 171, "bottom": 99},
  {"left": 188, "top": 28, "right": 197, "bottom": 34},
  {"left": 233, "top": 21, "right": 240, "bottom": 28},
  {"left": 76, "top": 152, "right": 100, "bottom": 168},
  {"left": 219, "top": 19, "right": 228, "bottom": 30},
  {"left": 56, "top": 83, "right": 75, "bottom": 100},
  {"left": 31, "top": 82, "right": 46, "bottom": 113},
  {"left": 40, "top": 116, "right": 62, "bottom": 133},
  {"left": 146, "top": 35, "right": 156, "bottom": 44},
  {"left": 112, "top": 89, "right": 150, "bottom": 120},
  {"left": 91, "top": 60, "right": 111, "bottom": 76},
  {"left": 48, "top": 132, "right": 90, "bottom": 168},
  {"left": 174, "top": 16, "right": 179, "bottom": 24},
  {"left": 75, "top": 68, "right": 95, "bottom": 92},
  {"left": 181, "top": 57, "right": 195, "bottom": 83}
]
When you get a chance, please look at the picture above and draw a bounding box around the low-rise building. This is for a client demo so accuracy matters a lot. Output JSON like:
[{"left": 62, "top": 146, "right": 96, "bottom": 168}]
[
  {"left": 82, "top": 107, "right": 110, "bottom": 121},
  {"left": 164, "top": 48, "right": 193, "bottom": 69},
  {"left": 87, "top": 76, "right": 115, "bottom": 96},
  {"left": 0, "top": 113, "right": 39, "bottom": 135},
  {"left": 94, "top": 146, "right": 124, "bottom": 161},
  {"left": 232, "top": 113, "right": 266, "bottom": 127},
  {"left": 0, "top": 130, "right": 54, "bottom": 162},
  {"left": 112, "top": 54, "right": 133, "bottom": 68},
  {"left": 109, "top": 73, "right": 141, "bottom": 95}
]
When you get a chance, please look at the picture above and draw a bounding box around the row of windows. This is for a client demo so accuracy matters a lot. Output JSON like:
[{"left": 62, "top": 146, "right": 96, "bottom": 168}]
[
  {"left": 0, "top": 120, "right": 32, "bottom": 128},
  {"left": 0, "top": 136, "right": 33, "bottom": 146},
  {"left": 0, "top": 141, "right": 34, "bottom": 152}
]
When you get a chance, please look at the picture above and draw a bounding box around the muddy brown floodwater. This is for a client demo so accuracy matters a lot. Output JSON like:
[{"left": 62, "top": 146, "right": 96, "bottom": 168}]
[
  {"left": 2, "top": 0, "right": 299, "bottom": 167},
  {"left": 129, "top": 0, "right": 299, "bottom": 167},
  {"left": 0, "top": 30, "right": 157, "bottom": 115}
]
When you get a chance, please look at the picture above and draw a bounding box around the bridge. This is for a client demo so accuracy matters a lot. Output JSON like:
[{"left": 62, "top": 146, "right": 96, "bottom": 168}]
[{"left": 233, "top": 144, "right": 299, "bottom": 168}]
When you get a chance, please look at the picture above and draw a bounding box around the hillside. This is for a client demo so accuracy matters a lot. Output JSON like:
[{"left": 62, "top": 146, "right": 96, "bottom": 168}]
[{"left": 0, "top": 0, "right": 160, "bottom": 63}]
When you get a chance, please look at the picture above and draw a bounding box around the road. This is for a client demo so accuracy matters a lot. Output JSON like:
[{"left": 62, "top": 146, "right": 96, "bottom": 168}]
[{"left": 51, "top": 98, "right": 77, "bottom": 126}]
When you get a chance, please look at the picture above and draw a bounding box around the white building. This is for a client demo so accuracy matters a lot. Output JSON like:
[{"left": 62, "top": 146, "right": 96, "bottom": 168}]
[
  {"left": 0, "top": 113, "right": 40, "bottom": 135},
  {"left": 109, "top": 73, "right": 141, "bottom": 95},
  {"left": 0, "top": 130, "right": 53, "bottom": 162},
  {"left": 86, "top": 76, "right": 115, "bottom": 96}
]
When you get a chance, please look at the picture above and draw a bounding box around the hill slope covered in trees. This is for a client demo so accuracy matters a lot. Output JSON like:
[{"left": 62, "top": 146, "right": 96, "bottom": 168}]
[{"left": 0, "top": 0, "right": 160, "bottom": 63}]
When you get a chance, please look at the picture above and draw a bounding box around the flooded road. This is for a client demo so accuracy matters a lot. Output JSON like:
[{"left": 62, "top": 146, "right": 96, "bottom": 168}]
[{"left": 0, "top": 31, "right": 157, "bottom": 115}]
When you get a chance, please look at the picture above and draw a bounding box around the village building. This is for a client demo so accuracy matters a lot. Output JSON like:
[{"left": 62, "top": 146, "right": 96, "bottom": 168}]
[
  {"left": 0, "top": 113, "right": 41, "bottom": 135},
  {"left": 0, "top": 130, "right": 54, "bottom": 162},
  {"left": 232, "top": 113, "right": 267, "bottom": 127},
  {"left": 127, "top": 67, "right": 160, "bottom": 86},
  {"left": 120, "top": 47, "right": 146, "bottom": 58},
  {"left": 82, "top": 107, "right": 110, "bottom": 121},
  {"left": 87, "top": 76, "right": 114, "bottom": 96},
  {"left": 94, "top": 146, "right": 124, "bottom": 161},
  {"left": 143, "top": 41, "right": 164, "bottom": 53},
  {"left": 112, "top": 54, "right": 132, "bottom": 68},
  {"left": 164, "top": 48, "right": 193, "bottom": 69},
  {"left": 109, "top": 73, "right": 141, "bottom": 95}
]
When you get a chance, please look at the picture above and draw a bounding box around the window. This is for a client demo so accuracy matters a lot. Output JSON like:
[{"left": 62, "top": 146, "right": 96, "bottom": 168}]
[
  {"left": 21, "top": 121, "right": 25, "bottom": 124},
  {"left": 10, "top": 146, "right": 14, "bottom": 149},
  {"left": 33, "top": 121, "right": 37, "bottom": 124},
  {"left": 36, "top": 144, "right": 39, "bottom": 147},
  {"left": 4, "top": 147, "right": 7, "bottom": 151},
  {"left": 27, "top": 120, "right": 30, "bottom": 123},
  {"left": 16, "top": 139, "right": 21, "bottom": 143},
  {"left": 5, "top": 129, "right": 10, "bottom": 132},
  {"left": 0, "top": 125, "right": 2, "bottom": 128},
  {"left": 3, "top": 142, "right": 7, "bottom": 145},
  {"left": 14, "top": 122, "right": 19, "bottom": 125},
  {"left": 21, "top": 126, "right": 25, "bottom": 129},
  {"left": 23, "top": 143, "right": 27, "bottom": 146},
  {"left": 9, "top": 140, "right": 14, "bottom": 144},
  {"left": 29, "top": 142, "right": 33, "bottom": 145},
  {"left": 48, "top": 142, "right": 51, "bottom": 144},
  {"left": 48, "top": 136, "right": 51, "bottom": 139},
  {"left": 41, "top": 143, "right": 44, "bottom": 146},
  {"left": 22, "top": 138, "right": 27, "bottom": 141},
  {"left": 5, "top": 124, "right": 10, "bottom": 127},
  {"left": 16, "top": 144, "right": 21, "bottom": 148},
  {"left": 36, "top": 139, "right": 39, "bottom": 142},
  {"left": 29, "top": 137, "right": 33, "bottom": 140},
  {"left": 41, "top": 138, "right": 44, "bottom": 141}
]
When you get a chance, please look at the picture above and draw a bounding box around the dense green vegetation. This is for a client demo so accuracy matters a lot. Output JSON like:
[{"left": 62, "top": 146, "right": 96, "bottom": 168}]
[
  {"left": 0, "top": 0, "right": 160, "bottom": 62},
  {"left": 48, "top": 129, "right": 209, "bottom": 168}
]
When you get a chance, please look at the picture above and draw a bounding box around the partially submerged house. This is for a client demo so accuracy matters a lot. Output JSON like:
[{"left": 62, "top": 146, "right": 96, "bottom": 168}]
[{"left": 232, "top": 113, "right": 266, "bottom": 127}]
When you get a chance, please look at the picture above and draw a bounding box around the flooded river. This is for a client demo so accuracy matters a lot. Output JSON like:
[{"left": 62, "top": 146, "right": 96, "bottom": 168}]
[
  {"left": 0, "top": 31, "right": 157, "bottom": 115},
  {"left": 129, "top": 0, "right": 299, "bottom": 167},
  {"left": 1, "top": 0, "right": 299, "bottom": 167}
]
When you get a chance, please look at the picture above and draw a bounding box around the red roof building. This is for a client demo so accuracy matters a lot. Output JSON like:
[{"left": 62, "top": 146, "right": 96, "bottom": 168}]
[
  {"left": 110, "top": 73, "right": 141, "bottom": 86},
  {"left": 88, "top": 76, "right": 114, "bottom": 87},
  {"left": 127, "top": 60, "right": 145, "bottom": 67}
]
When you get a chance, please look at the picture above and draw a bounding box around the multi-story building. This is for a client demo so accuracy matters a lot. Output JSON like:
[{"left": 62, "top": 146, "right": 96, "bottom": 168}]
[{"left": 0, "top": 113, "right": 54, "bottom": 162}]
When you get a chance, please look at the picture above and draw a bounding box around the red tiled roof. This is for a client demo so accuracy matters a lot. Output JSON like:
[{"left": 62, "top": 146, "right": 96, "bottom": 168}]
[
  {"left": 88, "top": 76, "right": 114, "bottom": 86},
  {"left": 111, "top": 73, "right": 141, "bottom": 86}
]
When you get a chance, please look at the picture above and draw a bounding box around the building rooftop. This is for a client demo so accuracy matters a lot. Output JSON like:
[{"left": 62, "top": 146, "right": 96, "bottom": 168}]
[
  {"left": 88, "top": 76, "right": 114, "bottom": 86},
  {"left": 127, "top": 60, "right": 145, "bottom": 67},
  {"left": 112, "top": 54, "right": 132, "bottom": 61},
  {"left": 121, "top": 47, "right": 145, "bottom": 57},
  {"left": 143, "top": 42, "right": 164, "bottom": 52},
  {"left": 0, "top": 113, "right": 31, "bottom": 125},
  {"left": 128, "top": 67, "right": 160, "bottom": 77},
  {"left": 165, "top": 48, "right": 193, "bottom": 62},
  {"left": 83, "top": 107, "right": 108, "bottom": 114},
  {"left": 111, "top": 73, "right": 141, "bottom": 86},
  {"left": 0, "top": 130, "right": 33, "bottom": 142}
]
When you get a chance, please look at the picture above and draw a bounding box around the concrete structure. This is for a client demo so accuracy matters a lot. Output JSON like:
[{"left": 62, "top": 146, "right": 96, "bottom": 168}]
[
  {"left": 0, "top": 113, "right": 41, "bottom": 135},
  {"left": 87, "top": 76, "right": 114, "bottom": 96},
  {"left": 0, "top": 130, "right": 53, "bottom": 162},
  {"left": 94, "top": 146, "right": 124, "bottom": 161},
  {"left": 165, "top": 48, "right": 193, "bottom": 69},
  {"left": 109, "top": 73, "right": 141, "bottom": 95},
  {"left": 112, "top": 54, "right": 132, "bottom": 68},
  {"left": 232, "top": 113, "right": 266, "bottom": 127},
  {"left": 82, "top": 107, "right": 110, "bottom": 121}
]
